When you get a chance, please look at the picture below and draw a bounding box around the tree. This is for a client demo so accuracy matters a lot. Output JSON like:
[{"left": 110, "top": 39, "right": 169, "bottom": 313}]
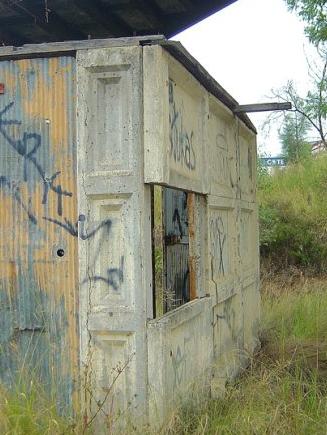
[
  {"left": 279, "top": 112, "right": 311, "bottom": 162},
  {"left": 285, "top": 0, "right": 327, "bottom": 45},
  {"left": 270, "top": 48, "right": 327, "bottom": 149}
]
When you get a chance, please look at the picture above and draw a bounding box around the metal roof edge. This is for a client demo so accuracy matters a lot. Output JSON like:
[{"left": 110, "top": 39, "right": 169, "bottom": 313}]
[
  {"left": 0, "top": 35, "right": 166, "bottom": 58},
  {"left": 0, "top": 35, "right": 256, "bottom": 134},
  {"left": 159, "top": 40, "right": 257, "bottom": 134}
]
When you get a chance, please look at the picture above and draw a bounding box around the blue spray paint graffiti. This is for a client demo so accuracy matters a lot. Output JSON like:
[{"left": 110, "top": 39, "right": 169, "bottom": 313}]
[{"left": 0, "top": 101, "right": 123, "bottom": 291}]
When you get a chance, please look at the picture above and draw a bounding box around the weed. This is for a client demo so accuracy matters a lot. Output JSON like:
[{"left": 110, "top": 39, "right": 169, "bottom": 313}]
[
  {"left": 157, "top": 278, "right": 327, "bottom": 435},
  {"left": 0, "top": 379, "right": 77, "bottom": 434}
]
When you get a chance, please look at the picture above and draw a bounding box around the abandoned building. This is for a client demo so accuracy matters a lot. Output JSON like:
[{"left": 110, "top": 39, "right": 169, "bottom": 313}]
[
  {"left": 0, "top": 35, "right": 260, "bottom": 428},
  {"left": 0, "top": 0, "right": 260, "bottom": 430}
]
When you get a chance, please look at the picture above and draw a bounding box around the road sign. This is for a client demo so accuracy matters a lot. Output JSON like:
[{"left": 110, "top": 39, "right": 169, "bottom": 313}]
[{"left": 260, "top": 157, "right": 286, "bottom": 167}]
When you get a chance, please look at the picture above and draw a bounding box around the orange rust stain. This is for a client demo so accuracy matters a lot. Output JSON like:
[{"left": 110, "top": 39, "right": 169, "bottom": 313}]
[
  {"left": 1, "top": 66, "right": 16, "bottom": 94},
  {"left": 19, "top": 57, "right": 72, "bottom": 150},
  {"left": 22, "top": 58, "right": 78, "bottom": 399},
  {"left": 3, "top": 261, "right": 18, "bottom": 309},
  {"left": 187, "top": 193, "right": 197, "bottom": 300},
  {"left": 0, "top": 57, "right": 79, "bottom": 410}
]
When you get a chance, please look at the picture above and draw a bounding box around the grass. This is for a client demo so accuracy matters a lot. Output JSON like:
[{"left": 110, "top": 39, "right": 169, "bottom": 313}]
[
  {"left": 258, "top": 155, "right": 327, "bottom": 217},
  {"left": 1, "top": 278, "right": 327, "bottom": 434},
  {"left": 159, "top": 277, "right": 327, "bottom": 435},
  {"left": 0, "top": 381, "right": 77, "bottom": 434},
  {"left": 258, "top": 154, "right": 327, "bottom": 272}
]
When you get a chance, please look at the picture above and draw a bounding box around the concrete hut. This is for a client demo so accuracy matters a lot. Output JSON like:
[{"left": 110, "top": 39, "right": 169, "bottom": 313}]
[{"left": 0, "top": 36, "right": 260, "bottom": 429}]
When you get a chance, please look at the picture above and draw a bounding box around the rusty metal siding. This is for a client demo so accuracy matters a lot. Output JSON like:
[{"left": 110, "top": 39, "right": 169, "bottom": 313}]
[
  {"left": 0, "top": 56, "right": 78, "bottom": 412},
  {"left": 163, "top": 187, "right": 189, "bottom": 312}
]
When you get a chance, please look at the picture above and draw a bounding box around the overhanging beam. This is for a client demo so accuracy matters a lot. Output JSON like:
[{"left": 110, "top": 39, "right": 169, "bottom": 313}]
[{"left": 234, "top": 102, "right": 292, "bottom": 113}]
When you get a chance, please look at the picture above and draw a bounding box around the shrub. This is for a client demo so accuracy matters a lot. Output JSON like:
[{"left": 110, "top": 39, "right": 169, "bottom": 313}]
[{"left": 258, "top": 155, "right": 327, "bottom": 273}]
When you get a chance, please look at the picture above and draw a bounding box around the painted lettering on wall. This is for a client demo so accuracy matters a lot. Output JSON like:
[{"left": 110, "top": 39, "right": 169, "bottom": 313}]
[
  {"left": 87, "top": 256, "right": 124, "bottom": 291},
  {"left": 169, "top": 80, "right": 196, "bottom": 171},
  {"left": 171, "top": 335, "right": 191, "bottom": 389},
  {"left": 0, "top": 102, "right": 72, "bottom": 217},
  {"left": 0, "top": 175, "right": 38, "bottom": 224},
  {"left": 0, "top": 101, "right": 123, "bottom": 292},
  {"left": 215, "top": 133, "right": 230, "bottom": 186},
  {"left": 210, "top": 214, "right": 227, "bottom": 277}
]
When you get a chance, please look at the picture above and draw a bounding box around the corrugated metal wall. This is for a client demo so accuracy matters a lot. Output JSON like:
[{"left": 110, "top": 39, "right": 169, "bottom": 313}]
[
  {"left": 163, "top": 188, "right": 189, "bottom": 312},
  {"left": 0, "top": 56, "right": 78, "bottom": 412}
]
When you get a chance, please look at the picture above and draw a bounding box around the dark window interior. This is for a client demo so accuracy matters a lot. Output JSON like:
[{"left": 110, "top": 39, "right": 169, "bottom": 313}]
[{"left": 152, "top": 186, "right": 194, "bottom": 317}]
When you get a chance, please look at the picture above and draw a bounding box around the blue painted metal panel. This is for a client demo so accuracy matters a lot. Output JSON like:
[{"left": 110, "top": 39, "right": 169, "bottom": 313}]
[{"left": 0, "top": 56, "right": 78, "bottom": 413}]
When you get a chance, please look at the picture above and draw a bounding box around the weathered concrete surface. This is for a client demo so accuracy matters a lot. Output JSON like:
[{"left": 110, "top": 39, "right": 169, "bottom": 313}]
[
  {"left": 144, "top": 44, "right": 260, "bottom": 425},
  {"left": 148, "top": 298, "right": 213, "bottom": 423},
  {"left": 77, "top": 45, "right": 152, "bottom": 429},
  {"left": 0, "top": 37, "right": 260, "bottom": 430}
]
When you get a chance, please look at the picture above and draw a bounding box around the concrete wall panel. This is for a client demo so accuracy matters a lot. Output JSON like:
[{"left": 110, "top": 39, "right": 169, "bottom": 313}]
[
  {"left": 148, "top": 297, "right": 213, "bottom": 423},
  {"left": 77, "top": 45, "right": 153, "bottom": 428},
  {"left": 144, "top": 46, "right": 209, "bottom": 194},
  {"left": 0, "top": 38, "right": 260, "bottom": 429},
  {"left": 143, "top": 44, "right": 260, "bottom": 425}
]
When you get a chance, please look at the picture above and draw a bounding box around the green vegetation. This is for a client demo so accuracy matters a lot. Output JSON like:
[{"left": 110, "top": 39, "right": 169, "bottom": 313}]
[
  {"left": 2, "top": 154, "right": 327, "bottom": 435},
  {"left": 267, "top": 17, "right": 326, "bottom": 153},
  {"left": 270, "top": 47, "right": 327, "bottom": 151},
  {"left": 2, "top": 279, "right": 326, "bottom": 434},
  {"left": 2, "top": 160, "right": 327, "bottom": 435},
  {"left": 285, "top": 0, "right": 327, "bottom": 45},
  {"left": 161, "top": 278, "right": 327, "bottom": 435},
  {"left": 258, "top": 154, "right": 327, "bottom": 273},
  {"left": 157, "top": 154, "right": 327, "bottom": 434},
  {"left": 0, "top": 381, "right": 77, "bottom": 434},
  {"left": 279, "top": 112, "right": 311, "bottom": 163}
]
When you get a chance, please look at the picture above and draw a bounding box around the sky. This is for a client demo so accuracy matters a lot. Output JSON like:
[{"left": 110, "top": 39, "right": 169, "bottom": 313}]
[{"left": 174, "top": 0, "right": 317, "bottom": 156}]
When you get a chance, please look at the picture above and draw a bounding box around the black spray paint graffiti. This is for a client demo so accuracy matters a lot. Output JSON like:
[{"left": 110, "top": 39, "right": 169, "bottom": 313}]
[
  {"left": 0, "top": 102, "right": 72, "bottom": 217},
  {"left": 0, "top": 176, "right": 37, "bottom": 224},
  {"left": 0, "top": 102, "right": 123, "bottom": 292},
  {"left": 213, "top": 296, "right": 242, "bottom": 349},
  {"left": 45, "top": 212, "right": 124, "bottom": 292},
  {"left": 215, "top": 133, "right": 231, "bottom": 184},
  {"left": 172, "top": 208, "right": 184, "bottom": 238},
  {"left": 44, "top": 213, "right": 124, "bottom": 292},
  {"left": 167, "top": 190, "right": 188, "bottom": 240},
  {"left": 210, "top": 216, "right": 226, "bottom": 276},
  {"left": 43, "top": 214, "right": 112, "bottom": 240},
  {"left": 171, "top": 336, "right": 191, "bottom": 389},
  {"left": 169, "top": 81, "right": 196, "bottom": 171},
  {"left": 86, "top": 256, "right": 124, "bottom": 291},
  {"left": 223, "top": 297, "right": 238, "bottom": 342}
]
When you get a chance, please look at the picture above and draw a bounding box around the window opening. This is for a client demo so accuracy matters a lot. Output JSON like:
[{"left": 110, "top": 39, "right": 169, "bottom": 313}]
[{"left": 152, "top": 185, "right": 195, "bottom": 317}]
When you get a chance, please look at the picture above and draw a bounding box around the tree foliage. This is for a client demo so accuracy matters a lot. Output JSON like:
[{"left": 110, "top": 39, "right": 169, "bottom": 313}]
[
  {"left": 286, "top": 0, "right": 327, "bottom": 45},
  {"left": 279, "top": 113, "right": 311, "bottom": 162},
  {"left": 270, "top": 48, "right": 327, "bottom": 149}
]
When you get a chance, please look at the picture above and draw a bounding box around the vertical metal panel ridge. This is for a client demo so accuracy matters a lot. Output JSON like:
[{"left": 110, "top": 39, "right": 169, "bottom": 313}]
[
  {"left": 163, "top": 187, "right": 190, "bottom": 312},
  {"left": 0, "top": 55, "right": 78, "bottom": 413}
]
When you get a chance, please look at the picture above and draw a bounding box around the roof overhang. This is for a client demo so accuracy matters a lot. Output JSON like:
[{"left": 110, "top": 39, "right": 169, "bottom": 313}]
[
  {"left": 0, "top": 35, "right": 256, "bottom": 134},
  {"left": 0, "top": 0, "right": 237, "bottom": 46}
]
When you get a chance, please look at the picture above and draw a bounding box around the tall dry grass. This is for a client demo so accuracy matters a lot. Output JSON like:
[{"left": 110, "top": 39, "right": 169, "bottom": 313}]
[
  {"left": 1, "top": 279, "right": 326, "bottom": 434},
  {"left": 156, "top": 277, "right": 327, "bottom": 435}
]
